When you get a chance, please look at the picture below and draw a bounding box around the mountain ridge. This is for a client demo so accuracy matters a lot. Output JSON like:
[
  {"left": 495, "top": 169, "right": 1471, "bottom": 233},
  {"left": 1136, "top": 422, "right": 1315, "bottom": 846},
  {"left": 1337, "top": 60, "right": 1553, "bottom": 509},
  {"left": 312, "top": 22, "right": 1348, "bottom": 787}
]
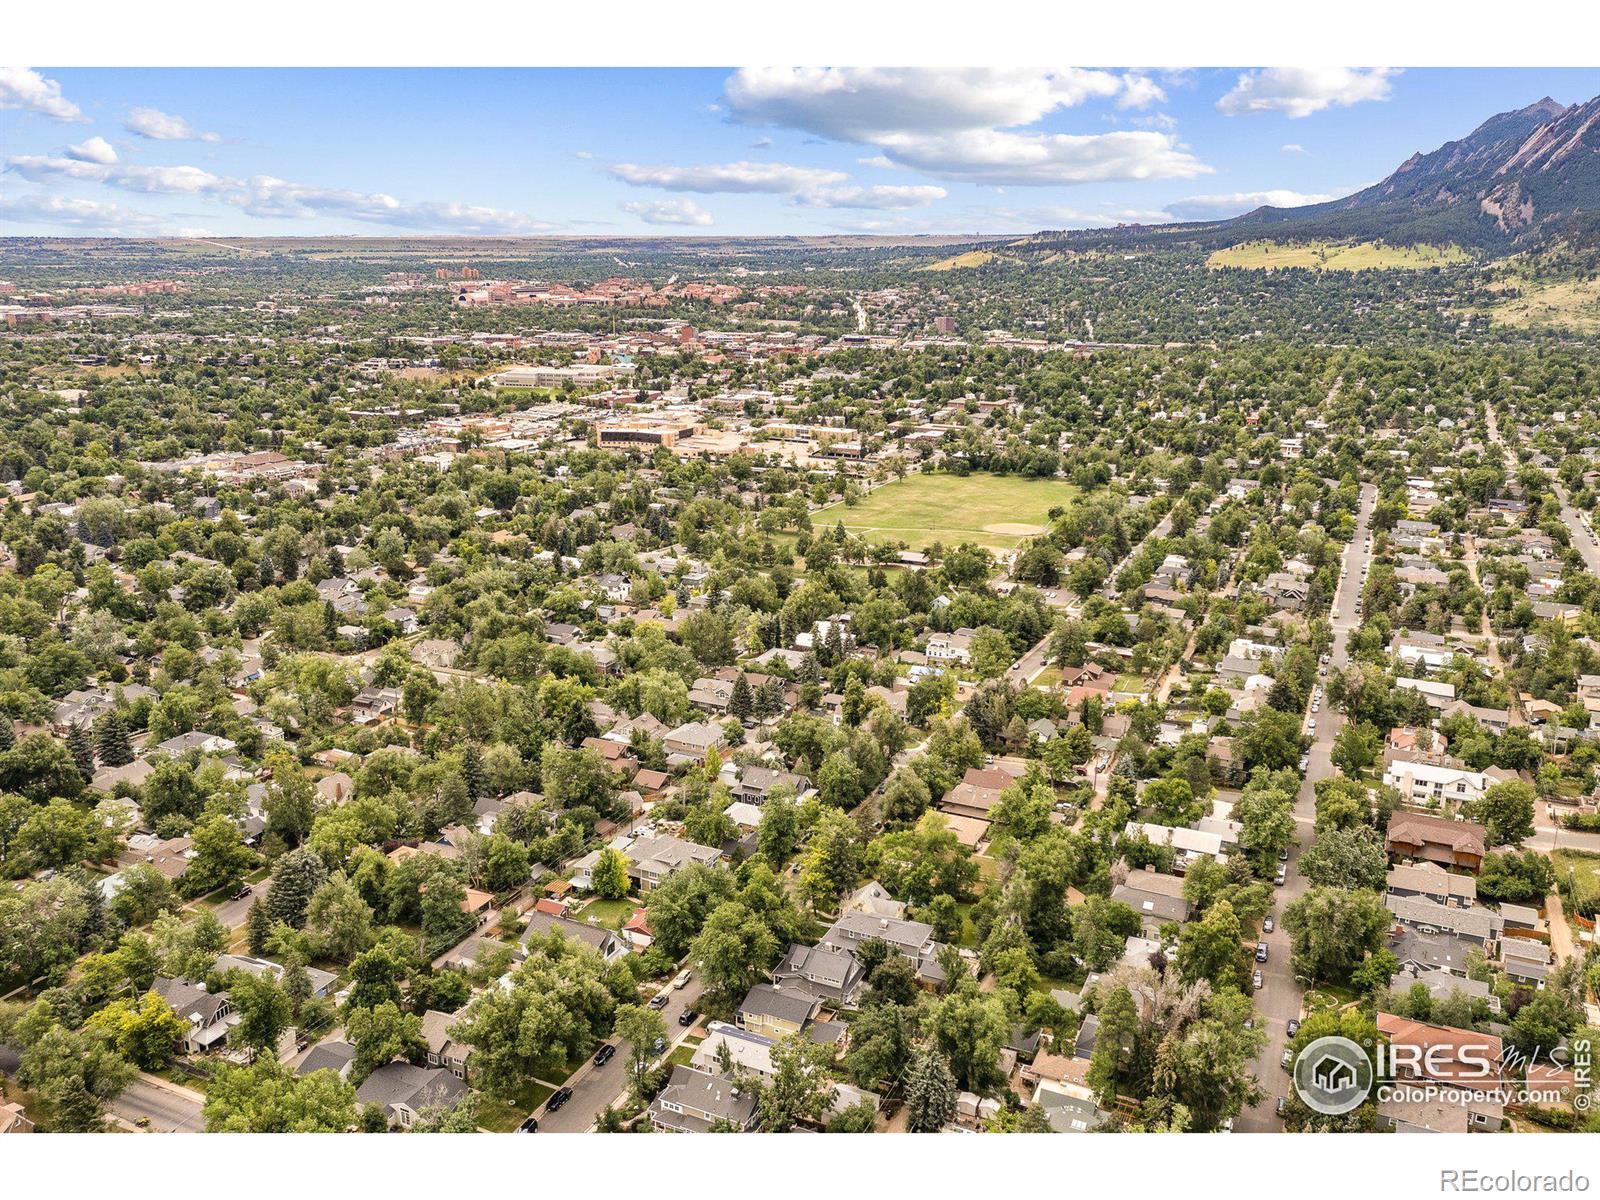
[{"left": 1018, "top": 92, "right": 1600, "bottom": 255}]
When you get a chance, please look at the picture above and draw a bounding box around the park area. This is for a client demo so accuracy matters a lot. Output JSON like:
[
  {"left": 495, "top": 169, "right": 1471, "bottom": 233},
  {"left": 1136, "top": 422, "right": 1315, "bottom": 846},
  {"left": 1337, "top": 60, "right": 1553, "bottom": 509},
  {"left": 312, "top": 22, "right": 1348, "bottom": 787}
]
[{"left": 813, "top": 472, "right": 1081, "bottom": 553}]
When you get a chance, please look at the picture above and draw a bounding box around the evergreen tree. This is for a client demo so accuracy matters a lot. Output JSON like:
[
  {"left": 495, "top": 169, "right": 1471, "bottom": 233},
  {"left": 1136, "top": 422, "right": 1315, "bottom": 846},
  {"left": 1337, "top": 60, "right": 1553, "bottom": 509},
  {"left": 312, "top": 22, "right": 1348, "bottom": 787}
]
[
  {"left": 246, "top": 898, "right": 272, "bottom": 956},
  {"left": 0, "top": 715, "right": 13, "bottom": 753},
  {"left": 462, "top": 743, "right": 486, "bottom": 804},
  {"left": 824, "top": 621, "right": 844, "bottom": 664},
  {"left": 905, "top": 1047, "right": 958, "bottom": 1132},
  {"left": 67, "top": 723, "right": 96, "bottom": 782},
  {"left": 265, "top": 847, "right": 329, "bottom": 929},
  {"left": 729, "top": 674, "right": 753, "bottom": 723},
  {"left": 95, "top": 711, "right": 134, "bottom": 767},
  {"left": 754, "top": 679, "right": 783, "bottom": 723}
]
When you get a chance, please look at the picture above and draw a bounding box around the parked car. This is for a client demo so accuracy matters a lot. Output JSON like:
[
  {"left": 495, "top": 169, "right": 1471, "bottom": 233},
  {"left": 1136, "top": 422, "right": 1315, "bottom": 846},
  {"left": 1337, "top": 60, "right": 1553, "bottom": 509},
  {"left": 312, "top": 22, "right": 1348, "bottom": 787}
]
[
  {"left": 546, "top": 1087, "right": 573, "bottom": 1112},
  {"left": 517, "top": 1116, "right": 540, "bottom": 1133},
  {"left": 1282, "top": 1048, "right": 1294, "bottom": 1068},
  {"left": 678, "top": 1009, "right": 697, "bottom": 1027},
  {"left": 671, "top": 969, "right": 692, "bottom": 989},
  {"left": 1252, "top": 969, "right": 1264, "bottom": 990},
  {"left": 1276, "top": 1097, "right": 1287, "bottom": 1117},
  {"left": 1274, "top": 865, "right": 1287, "bottom": 886},
  {"left": 648, "top": 991, "right": 669, "bottom": 1009},
  {"left": 1287, "top": 1019, "right": 1301, "bottom": 1038},
  {"left": 652, "top": 1036, "right": 666, "bottom": 1055},
  {"left": 231, "top": 884, "right": 253, "bottom": 901},
  {"left": 593, "top": 1043, "right": 615, "bottom": 1066},
  {"left": 1255, "top": 942, "right": 1269, "bottom": 963},
  {"left": 1263, "top": 916, "right": 1275, "bottom": 934}
]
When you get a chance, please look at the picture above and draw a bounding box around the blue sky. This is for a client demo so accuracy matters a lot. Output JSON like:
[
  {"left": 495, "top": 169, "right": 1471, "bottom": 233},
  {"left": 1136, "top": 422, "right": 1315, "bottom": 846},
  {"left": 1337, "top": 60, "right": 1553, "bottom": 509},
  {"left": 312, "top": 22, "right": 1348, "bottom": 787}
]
[{"left": 2, "top": 66, "right": 1597, "bottom": 237}]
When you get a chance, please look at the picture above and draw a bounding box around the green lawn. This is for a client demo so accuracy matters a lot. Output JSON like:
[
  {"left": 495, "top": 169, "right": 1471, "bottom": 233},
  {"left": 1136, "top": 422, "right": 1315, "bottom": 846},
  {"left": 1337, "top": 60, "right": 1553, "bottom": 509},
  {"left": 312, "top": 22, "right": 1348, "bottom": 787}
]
[
  {"left": 813, "top": 472, "right": 1083, "bottom": 553},
  {"left": 575, "top": 896, "right": 637, "bottom": 929},
  {"left": 478, "top": 1080, "right": 555, "bottom": 1131}
]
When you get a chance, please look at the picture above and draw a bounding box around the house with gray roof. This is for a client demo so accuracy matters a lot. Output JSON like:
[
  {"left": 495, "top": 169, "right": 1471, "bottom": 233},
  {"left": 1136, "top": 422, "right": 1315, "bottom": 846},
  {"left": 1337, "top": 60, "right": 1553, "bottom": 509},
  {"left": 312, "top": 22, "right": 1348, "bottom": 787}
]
[
  {"left": 355, "top": 1062, "right": 468, "bottom": 1128},
  {"left": 1391, "top": 966, "right": 1499, "bottom": 1015},
  {"left": 520, "top": 911, "right": 627, "bottom": 961},
  {"left": 214, "top": 953, "right": 337, "bottom": 999},
  {"left": 1389, "top": 928, "right": 1480, "bottom": 977},
  {"left": 420, "top": 1010, "right": 471, "bottom": 1079},
  {"left": 773, "top": 942, "right": 867, "bottom": 1007},
  {"left": 817, "top": 912, "right": 946, "bottom": 986},
  {"left": 649, "top": 1065, "right": 758, "bottom": 1133},
  {"left": 1387, "top": 862, "right": 1477, "bottom": 910},
  {"left": 1110, "top": 868, "right": 1192, "bottom": 934},
  {"left": 152, "top": 977, "right": 236, "bottom": 1054},
  {"left": 737, "top": 982, "right": 824, "bottom": 1038},
  {"left": 624, "top": 833, "right": 722, "bottom": 892},
  {"left": 296, "top": 1039, "right": 356, "bottom": 1079},
  {"left": 1386, "top": 894, "right": 1503, "bottom": 948}
]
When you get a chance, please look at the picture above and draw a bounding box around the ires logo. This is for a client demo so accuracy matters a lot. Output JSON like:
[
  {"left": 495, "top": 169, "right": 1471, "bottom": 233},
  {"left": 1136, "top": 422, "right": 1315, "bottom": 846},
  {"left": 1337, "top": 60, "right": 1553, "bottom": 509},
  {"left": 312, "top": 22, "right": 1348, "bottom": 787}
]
[{"left": 1292, "top": 1032, "right": 1509, "bottom": 1117}]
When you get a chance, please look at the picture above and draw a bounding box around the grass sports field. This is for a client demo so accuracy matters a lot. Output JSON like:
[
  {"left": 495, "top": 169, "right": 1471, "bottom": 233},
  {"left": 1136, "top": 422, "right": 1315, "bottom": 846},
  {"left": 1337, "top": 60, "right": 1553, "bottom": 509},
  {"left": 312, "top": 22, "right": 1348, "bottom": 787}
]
[
  {"left": 1207, "top": 239, "right": 1471, "bottom": 271},
  {"left": 814, "top": 472, "right": 1080, "bottom": 552}
]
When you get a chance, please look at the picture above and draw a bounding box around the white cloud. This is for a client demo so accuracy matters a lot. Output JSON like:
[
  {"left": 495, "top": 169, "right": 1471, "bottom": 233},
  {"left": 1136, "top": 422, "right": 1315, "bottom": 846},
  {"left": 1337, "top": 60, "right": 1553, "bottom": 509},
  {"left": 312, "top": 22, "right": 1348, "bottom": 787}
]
[
  {"left": 749, "top": 136, "right": 773, "bottom": 149},
  {"left": 797, "top": 184, "right": 947, "bottom": 210},
  {"left": 124, "top": 106, "right": 222, "bottom": 143},
  {"left": 857, "top": 155, "right": 896, "bottom": 169},
  {"left": 621, "top": 198, "right": 714, "bottom": 226},
  {"left": 573, "top": 150, "right": 593, "bottom": 160},
  {"left": 1117, "top": 75, "right": 1166, "bottom": 109},
  {"left": 1163, "top": 189, "right": 1335, "bottom": 220},
  {"left": 0, "top": 191, "right": 173, "bottom": 235},
  {"left": 725, "top": 67, "right": 1145, "bottom": 141},
  {"left": 0, "top": 67, "right": 87, "bottom": 123},
  {"left": 609, "top": 160, "right": 846, "bottom": 194},
  {"left": 66, "top": 136, "right": 119, "bottom": 165},
  {"left": 872, "top": 129, "right": 1209, "bottom": 186},
  {"left": 3, "top": 155, "right": 557, "bottom": 234},
  {"left": 1282, "top": 143, "right": 1308, "bottom": 154},
  {"left": 723, "top": 68, "right": 1207, "bottom": 187},
  {"left": 1217, "top": 68, "right": 1397, "bottom": 119}
]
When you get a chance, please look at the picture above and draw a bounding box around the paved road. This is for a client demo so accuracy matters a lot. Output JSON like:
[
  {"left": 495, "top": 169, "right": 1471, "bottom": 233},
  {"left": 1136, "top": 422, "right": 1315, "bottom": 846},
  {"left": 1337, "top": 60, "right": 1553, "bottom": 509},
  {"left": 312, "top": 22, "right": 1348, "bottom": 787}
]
[
  {"left": 209, "top": 887, "right": 259, "bottom": 932},
  {"left": 536, "top": 977, "right": 706, "bottom": 1132},
  {"left": 110, "top": 1074, "right": 205, "bottom": 1133},
  {"left": 1554, "top": 482, "right": 1600, "bottom": 577},
  {"left": 1523, "top": 823, "right": 1600, "bottom": 855},
  {"left": 1236, "top": 482, "right": 1376, "bottom": 1132}
]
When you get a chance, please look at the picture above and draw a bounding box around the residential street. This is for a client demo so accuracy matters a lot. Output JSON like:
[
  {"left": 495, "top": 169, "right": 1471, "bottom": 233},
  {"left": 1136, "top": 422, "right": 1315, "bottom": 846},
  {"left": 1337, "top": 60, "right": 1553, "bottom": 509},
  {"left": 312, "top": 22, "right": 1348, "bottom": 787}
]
[
  {"left": 208, "top": 887, "right": 259, "bottom": 933},
  {"left": 536, "top": 977, "right": 705, "bottom": 1131},
  {"left": 109, "top": 1074, "right": 205, "bottom": 1133},
  {"left": 1235, "top": 483, "right": 1376, "bottom": 1131}
]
